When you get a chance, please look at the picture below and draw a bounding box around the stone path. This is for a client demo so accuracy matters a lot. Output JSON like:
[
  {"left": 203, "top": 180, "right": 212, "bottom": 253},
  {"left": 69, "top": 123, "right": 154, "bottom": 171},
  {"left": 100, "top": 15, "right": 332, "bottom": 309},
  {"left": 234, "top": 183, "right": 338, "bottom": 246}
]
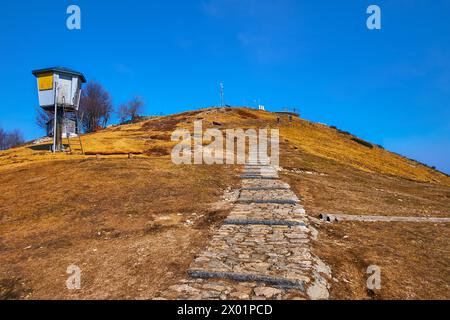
[{"left": 160, "top": 164, "right": 330, "bottom": 300}]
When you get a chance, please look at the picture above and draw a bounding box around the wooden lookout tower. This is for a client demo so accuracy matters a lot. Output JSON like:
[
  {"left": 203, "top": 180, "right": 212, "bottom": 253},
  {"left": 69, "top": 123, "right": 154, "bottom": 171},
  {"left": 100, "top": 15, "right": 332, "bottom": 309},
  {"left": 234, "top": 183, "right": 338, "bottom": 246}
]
[{"left": 32, "top": 67, "right": 86, "bottom": 152}]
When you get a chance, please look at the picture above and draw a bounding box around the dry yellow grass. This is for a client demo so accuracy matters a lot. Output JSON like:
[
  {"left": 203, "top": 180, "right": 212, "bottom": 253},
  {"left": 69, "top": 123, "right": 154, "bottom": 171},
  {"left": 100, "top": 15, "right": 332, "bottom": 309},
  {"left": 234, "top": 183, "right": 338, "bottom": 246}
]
[
  {"left": 281, "top": 121, "right": 449, "bottom": 185},
  {"left": 1, "top": 107, "right": 448, "bottom": 186}
]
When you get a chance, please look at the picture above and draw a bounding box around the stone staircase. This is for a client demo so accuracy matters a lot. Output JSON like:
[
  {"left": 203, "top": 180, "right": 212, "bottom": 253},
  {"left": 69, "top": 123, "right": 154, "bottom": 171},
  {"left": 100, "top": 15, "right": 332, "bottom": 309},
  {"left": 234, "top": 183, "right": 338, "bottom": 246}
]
[{"left": 160, "top": 163, "right": 330, "bottom": 300}]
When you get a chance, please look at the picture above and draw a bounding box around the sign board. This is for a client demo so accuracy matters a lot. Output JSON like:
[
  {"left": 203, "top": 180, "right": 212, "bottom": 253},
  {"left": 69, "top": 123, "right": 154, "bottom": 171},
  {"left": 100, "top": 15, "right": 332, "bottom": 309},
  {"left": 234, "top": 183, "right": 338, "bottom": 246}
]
[{"left": 38, "top": 73, "right": 54, "bottom": 91}]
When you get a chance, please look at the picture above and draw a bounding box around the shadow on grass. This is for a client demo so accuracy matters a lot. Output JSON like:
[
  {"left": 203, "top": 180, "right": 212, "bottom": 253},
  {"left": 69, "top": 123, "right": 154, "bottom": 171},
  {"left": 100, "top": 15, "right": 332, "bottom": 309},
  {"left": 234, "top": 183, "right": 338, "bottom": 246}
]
[
  {"left": 27, "top": 143, "right": 69, "bottom": 151},
  {"left": 28, "top": 144, "right": 52, "bottom": 151}
]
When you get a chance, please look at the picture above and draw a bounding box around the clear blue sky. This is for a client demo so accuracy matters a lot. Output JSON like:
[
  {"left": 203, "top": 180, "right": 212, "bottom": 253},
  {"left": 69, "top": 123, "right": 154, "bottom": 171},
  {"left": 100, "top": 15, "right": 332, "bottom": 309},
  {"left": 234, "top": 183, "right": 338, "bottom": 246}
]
[{"left": 0, "top": 0, "right": 449, "bottom": 173}]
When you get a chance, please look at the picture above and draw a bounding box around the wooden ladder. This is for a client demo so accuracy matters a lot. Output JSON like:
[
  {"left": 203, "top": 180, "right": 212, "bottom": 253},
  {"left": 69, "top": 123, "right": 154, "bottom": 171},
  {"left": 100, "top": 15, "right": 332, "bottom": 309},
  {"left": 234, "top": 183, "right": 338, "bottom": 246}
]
[
  {"left": 66, "top": 134, "right": 84, "bottom": 155},
  {"left": 63, "top": 106, "right": 84, "bottom": 155}
]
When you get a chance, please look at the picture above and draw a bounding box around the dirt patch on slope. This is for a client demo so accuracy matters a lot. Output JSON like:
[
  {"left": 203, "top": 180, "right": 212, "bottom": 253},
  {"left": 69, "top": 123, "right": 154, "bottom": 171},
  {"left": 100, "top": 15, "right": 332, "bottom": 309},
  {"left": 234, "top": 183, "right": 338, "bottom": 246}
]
[{"left": 311, "top": 221, "right": 450, "bottom": 299}]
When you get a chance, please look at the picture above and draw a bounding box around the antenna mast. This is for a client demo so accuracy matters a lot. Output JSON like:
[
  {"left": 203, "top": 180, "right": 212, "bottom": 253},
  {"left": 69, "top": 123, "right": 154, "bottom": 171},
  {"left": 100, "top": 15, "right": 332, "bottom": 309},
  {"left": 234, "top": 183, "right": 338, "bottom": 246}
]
[{"left": 220, "top": 82, "right": 224, "bottom": 107}]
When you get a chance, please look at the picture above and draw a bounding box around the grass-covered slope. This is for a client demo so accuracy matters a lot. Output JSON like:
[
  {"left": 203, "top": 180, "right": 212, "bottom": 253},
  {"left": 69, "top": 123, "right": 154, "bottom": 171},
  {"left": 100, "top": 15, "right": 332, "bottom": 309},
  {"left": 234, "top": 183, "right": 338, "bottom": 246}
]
[{"left": 0, "top": 107, "right": 449, "bottom": 299}]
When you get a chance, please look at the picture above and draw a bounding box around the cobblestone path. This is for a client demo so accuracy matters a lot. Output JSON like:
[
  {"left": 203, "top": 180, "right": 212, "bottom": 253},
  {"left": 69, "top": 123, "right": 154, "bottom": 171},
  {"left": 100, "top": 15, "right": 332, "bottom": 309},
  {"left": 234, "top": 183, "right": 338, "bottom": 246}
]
[{"left": 160, "top": 164, "right": 331, "bottom": 300}]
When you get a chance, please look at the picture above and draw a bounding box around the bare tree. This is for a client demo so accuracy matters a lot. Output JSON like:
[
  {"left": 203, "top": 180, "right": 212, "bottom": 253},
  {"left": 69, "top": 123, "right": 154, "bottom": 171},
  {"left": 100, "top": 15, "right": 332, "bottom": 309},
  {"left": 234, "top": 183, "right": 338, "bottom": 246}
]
[
  {"left": 36, "top": 108, "right": 51, "bottom": 130},
  {"left": 78, "top": 82, "right": 113, "bottom": 133},
  {"left": 0, "top": 127, "right": 24, "bottom": 150},
  {"left": 6, "top": 129, "right": 24, "bottom": 148},
  {"left": 127, "top": 96, "right": 144, "bottom": 122},
  {"left": 0, "top": 127, "right": 5, "bottom": 150},
  {"left": 117, "top": 103, "right": 129, "bottom": 124}
]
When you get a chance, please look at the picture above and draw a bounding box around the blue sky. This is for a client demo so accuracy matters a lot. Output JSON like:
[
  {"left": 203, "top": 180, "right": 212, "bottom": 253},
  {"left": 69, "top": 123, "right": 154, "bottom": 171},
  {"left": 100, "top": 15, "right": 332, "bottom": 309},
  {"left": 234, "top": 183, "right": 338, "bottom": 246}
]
[{"left": 0, "top": 0, "right": 449, "bottom": 173}]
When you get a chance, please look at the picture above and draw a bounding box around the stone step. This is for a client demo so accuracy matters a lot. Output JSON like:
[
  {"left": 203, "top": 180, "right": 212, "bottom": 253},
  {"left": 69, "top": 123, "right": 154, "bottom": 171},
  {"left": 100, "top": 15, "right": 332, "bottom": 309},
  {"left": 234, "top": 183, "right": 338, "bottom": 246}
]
[
  {"left": 224, "top": 218, "right": 306, "bottom": 227},
  {"left": 241, "top": 172, "right": 278, "bottom": 177},
  {"left": 244, "top": 162, "right": 272, "bottom": 165},
  {"left": 241, "top": 169, "right": 277, "bottom": 174},
  {"left": 243, "top": 166, "right": 276, "bottom": 170},
  {"left": 241, "top": 175, "right": 279, "bottom": 179},
  {"left": 187, "top": 270, "right": 305, "bottom": 290},
  {"left": 245, "top": 171, "right": 277, "bottom": 174},
  {"left": 237, "top": 199, "right": 300, "bottom": 205},
  {"left": 244, "top": 165, "right": 274, "bottom": 169},
  {"left": 240, "top": 176, "right": 279, "bottom": 180},
  {"left": 240, "top": 189, "right": 299, "bottom": 202},
  {"left": 241, "top": 179, "right": 290, "bottom": 190},
  {"left": 228, "top": 203, "right": 307, "bottom": 223},
  {"left": 241, "top": 187, "right": 290, "bottom": 191}
]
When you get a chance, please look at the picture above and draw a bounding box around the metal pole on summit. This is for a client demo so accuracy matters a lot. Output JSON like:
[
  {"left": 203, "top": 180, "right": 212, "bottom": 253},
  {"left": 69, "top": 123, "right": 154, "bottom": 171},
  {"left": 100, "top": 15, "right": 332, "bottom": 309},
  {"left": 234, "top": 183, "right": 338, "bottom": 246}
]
[
  {"left": 53, "top": 81, "right": 58, "bottom": 153},
  {"left": 220, "top": 82, "right": 224, "bottom": 107}
]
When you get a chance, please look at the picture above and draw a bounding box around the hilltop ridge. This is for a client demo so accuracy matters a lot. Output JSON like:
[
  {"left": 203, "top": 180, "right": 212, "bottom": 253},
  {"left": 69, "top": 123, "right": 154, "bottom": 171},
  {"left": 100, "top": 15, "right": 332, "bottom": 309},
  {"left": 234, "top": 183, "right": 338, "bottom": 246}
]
[{"left": 1, "top": 107, "right": 448, "bottom": 185}]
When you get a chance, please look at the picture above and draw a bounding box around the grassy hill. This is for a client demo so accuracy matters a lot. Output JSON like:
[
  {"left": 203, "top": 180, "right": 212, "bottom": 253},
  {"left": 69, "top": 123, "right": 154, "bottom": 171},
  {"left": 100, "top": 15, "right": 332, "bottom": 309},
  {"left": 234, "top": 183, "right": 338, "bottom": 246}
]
[{"left": 1, "top": 107, "right": 449, "bottom": 299}]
